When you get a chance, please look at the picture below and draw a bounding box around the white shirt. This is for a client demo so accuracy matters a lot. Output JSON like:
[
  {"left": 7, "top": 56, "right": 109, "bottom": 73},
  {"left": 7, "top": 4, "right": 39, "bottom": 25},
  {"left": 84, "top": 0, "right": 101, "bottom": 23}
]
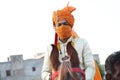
[{"left": 41, "top": 36, "right": 95, "bottom": 80}]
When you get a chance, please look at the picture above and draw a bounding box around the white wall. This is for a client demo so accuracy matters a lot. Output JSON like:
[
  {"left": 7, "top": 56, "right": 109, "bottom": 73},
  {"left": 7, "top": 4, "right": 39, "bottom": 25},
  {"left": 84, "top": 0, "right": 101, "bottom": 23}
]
[{"left": 0, "top": 55, "right": 44, "bottom": 80}]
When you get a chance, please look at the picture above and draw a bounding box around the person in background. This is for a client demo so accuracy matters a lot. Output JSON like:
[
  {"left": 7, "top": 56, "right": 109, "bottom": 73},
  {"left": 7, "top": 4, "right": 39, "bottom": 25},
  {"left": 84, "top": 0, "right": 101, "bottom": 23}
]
[
  {"left": 105, "top": 51, "right": 120, "bottom": 80},
  {"left": 41, "top": 5, "right": 95, "bottom": 80}
]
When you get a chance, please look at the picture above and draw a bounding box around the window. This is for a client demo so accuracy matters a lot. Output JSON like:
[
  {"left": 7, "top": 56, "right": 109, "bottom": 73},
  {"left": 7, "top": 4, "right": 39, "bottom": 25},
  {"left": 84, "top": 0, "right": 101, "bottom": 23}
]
[
  {"left": 32, "top": 67, "right": 36, "bottom": 71},
  {"left": 6, "top": 70, "right": 11, "bottom": 76}
]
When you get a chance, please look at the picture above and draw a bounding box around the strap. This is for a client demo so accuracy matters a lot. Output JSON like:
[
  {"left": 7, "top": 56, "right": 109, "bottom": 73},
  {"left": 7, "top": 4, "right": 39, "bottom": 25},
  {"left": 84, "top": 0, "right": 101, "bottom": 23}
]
[
  {"left": 51, "top": 71, "right": 58, "bottom": 80},
  {"left": 71, "top": 68, "right": 85, "bottom": 78},
  {"left": 51, "top": 68, "right": 85, "bottom": 80}
]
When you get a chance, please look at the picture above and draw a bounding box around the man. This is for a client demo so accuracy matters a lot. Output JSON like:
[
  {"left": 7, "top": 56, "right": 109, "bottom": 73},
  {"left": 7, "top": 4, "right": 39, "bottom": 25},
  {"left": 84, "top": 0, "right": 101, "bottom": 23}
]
[
  {"left": 41, "top": 6, "right": 95, "bottom": 80},
  {"left": 105, "top": 51, "right": 120, "bottom": 80}
]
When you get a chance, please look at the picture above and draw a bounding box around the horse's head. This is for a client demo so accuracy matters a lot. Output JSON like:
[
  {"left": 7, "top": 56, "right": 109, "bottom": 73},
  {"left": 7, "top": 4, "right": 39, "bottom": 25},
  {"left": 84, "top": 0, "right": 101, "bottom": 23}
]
[
  {"left": 55, "top": 60, "right": 85, "bottom": 80},
  {"left": 50, "top": 42, "right": 85, "bottom": 80}
]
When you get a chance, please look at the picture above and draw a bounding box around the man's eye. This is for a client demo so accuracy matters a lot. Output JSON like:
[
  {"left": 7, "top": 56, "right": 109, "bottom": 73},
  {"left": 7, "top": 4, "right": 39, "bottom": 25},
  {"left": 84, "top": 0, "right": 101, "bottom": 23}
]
[
  {"left": 63, "top": 22, "right": 69, "bottom": 25},
  {"left": 58, "top": 23, "right": 62, "bottom": 27},
  {"left": 57, "top": 22, "right": 69, "bottom": 27}
]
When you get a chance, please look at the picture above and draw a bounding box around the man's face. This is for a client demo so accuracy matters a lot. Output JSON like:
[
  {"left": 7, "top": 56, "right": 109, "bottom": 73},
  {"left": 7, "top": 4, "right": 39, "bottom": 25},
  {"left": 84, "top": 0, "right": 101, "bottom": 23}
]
[
  {"left": 113, "top": 64, "right": 120, "bottom": 80},
  {"left": 56, "top": 19, "right": 70, "bottom": 27}
]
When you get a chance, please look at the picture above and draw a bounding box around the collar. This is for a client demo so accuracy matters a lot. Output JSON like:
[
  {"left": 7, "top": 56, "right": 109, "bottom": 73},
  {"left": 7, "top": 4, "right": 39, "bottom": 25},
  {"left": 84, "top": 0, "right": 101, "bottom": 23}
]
[{"left": 58, "top": 36, "right": 73, "bottom": 45}]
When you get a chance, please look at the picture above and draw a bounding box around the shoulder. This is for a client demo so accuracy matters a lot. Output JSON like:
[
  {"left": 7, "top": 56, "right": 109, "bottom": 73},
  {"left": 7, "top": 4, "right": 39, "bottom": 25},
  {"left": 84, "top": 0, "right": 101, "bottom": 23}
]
[
  {"left": 45, "top": 44, "right": 53, "bottom": 56},
  {"left": 74, "top": 37, "right": 88, "bottom": 44}
]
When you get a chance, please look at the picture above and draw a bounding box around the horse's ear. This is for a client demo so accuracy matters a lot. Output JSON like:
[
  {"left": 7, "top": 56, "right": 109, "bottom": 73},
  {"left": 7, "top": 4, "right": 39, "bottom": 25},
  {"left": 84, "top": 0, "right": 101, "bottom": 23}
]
[
  {"left": 67, "top": 42, "right": 80, "bottom": 67},
  {"left": 50, "top": 44, "right": 60, "bottom": 71}
]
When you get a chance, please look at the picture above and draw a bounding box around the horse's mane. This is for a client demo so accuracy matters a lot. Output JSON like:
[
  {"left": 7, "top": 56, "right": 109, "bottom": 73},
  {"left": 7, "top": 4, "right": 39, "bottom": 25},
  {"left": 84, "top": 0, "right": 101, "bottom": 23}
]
[
  {"left": 58, "top": 60, "right": 74, "bottom": 80},
  {"left": 58, "top": 61, "right": 85, "bottom": 80},
  {"left": 50, "top": 42, "right": 85, "bottom": 80}
]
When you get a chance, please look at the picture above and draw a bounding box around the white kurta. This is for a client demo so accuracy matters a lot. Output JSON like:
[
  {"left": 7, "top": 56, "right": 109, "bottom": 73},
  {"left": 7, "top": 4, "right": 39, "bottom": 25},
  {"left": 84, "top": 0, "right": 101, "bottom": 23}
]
[{"left": 41, "top": 36, "right": 95, "bottom": 80}]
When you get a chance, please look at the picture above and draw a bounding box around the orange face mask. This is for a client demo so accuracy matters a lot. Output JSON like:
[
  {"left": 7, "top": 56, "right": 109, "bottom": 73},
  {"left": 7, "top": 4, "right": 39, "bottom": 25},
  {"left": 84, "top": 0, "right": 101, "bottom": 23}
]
[{"left": 56, "top": 25, "right": 72, "bottom": 40}]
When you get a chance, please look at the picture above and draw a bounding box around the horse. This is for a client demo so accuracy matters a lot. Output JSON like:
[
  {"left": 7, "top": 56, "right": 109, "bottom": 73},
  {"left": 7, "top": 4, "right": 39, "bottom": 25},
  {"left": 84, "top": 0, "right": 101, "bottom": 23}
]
[
  {"left": 50, "top": 42, "right": 85, "bottom": 80},
  {"left": 51, "top": 60, "right": 85, "bottom": 80}
]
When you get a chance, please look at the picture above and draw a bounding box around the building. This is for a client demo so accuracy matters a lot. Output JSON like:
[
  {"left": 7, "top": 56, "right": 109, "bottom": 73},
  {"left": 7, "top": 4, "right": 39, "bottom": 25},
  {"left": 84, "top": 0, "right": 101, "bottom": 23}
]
[
  {"left": 93, "top": 54, "right": 105, "bottom": 72},
  {"left": 0, "top": 53, "right": 104, "bottom": 80},
  {"left": 0, "top": 54, "right": 44, "bottom": 80},
  {"left": 93, "top": 54, "right": 101, "bottom": 64}
]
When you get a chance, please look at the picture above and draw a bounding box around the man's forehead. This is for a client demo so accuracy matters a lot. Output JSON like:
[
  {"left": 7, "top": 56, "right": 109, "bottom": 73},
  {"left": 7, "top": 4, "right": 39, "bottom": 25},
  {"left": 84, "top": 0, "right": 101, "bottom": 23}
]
[
  {"left": 58, "top": 19, "right": 67, "bottom": 23},
  {"left": 114, "top": 64, "right": 120, "bottom": 69}
]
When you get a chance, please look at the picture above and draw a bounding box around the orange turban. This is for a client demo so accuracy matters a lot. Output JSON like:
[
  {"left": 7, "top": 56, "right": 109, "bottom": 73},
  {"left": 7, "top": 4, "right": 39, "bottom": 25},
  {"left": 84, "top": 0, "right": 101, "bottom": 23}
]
[{"left": 52, "top": 6, "right": 76, "bottom": 28}]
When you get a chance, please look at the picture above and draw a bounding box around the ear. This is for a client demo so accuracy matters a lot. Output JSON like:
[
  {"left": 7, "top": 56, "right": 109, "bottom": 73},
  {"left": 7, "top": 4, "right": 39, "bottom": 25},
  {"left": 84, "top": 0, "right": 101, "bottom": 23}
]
[{"left": 63, "top": 6, "right": 76, "bottom": 13}]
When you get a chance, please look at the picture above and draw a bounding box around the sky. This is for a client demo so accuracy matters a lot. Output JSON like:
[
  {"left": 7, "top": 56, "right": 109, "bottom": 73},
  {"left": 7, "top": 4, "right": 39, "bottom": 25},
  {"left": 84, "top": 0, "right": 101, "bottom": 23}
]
[{"left": 0, "top": 0, "right": 120, "bottom": 64}]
